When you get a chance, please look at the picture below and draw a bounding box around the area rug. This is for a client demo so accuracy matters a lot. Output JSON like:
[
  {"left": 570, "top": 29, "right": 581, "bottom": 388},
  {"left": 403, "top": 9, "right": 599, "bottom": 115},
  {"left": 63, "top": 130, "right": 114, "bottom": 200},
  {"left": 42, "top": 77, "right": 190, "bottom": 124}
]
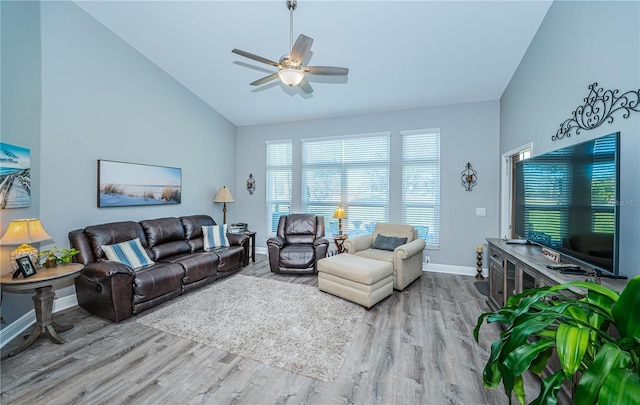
[{"left": 136, "top": 274, "right": 363, "bottom": 382}]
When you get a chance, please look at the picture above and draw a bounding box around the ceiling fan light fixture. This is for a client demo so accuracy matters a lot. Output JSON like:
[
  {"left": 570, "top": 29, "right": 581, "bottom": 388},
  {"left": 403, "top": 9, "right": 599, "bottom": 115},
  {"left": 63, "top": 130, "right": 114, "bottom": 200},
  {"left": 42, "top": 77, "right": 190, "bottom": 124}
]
[{"left": 278, "top": 67, "right": 304, "bottom": 86}]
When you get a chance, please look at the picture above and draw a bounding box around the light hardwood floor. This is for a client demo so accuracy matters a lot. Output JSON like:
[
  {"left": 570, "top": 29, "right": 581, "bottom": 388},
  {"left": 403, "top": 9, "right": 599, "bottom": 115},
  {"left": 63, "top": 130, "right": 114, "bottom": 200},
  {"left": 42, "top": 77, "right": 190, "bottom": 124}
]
[{"left": 1, "top": 255, "right": 536, "bottom": 404}]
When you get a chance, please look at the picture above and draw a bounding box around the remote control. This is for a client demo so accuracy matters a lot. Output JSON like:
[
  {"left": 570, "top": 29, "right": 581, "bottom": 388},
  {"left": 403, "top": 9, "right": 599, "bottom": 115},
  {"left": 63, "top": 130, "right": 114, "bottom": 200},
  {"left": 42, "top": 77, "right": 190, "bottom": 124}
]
[
  {"left": 546, "top": 264, "right": 581, "bottom": 270},
  {"left": 560, "top": 269, "right": 587, "bottom": 275}
]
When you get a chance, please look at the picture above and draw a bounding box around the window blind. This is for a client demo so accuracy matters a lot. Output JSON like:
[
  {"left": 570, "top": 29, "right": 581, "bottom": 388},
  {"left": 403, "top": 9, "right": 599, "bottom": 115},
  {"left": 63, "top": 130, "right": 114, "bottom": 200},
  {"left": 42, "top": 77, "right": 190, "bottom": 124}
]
[
  {"left": 401, "top": 131, "right": 440, "bottom": 248},
  {"left": 302, "top": 133, "right": 390, "bottom": 237},
  {"left": 266, "top": 141, "right": 292, "bottom": 234}
]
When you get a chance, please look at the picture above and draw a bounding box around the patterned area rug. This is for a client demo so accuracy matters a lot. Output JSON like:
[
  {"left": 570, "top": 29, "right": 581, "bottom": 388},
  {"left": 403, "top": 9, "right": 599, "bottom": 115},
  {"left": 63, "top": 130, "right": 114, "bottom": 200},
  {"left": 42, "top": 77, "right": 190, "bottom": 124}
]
[{"left": 136, "top": 274, "right": 363, "bottom": 382}]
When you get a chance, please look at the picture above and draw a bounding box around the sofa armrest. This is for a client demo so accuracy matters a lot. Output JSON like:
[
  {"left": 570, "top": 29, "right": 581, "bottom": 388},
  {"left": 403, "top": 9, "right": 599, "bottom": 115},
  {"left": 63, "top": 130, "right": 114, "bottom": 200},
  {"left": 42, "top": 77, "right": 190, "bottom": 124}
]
[
  {"left": 227, "top": 232, "right": 248, "bottom": 246},
  {"left": 75, "top": 261, "right": 135, "bottom": 322},
  {"left": 313, "top": 237, "right": 329, "bottom": 247},
  {"left": 267, "top": 236, "right": 285, "bottom": 249},
  {"left": 392, "top": 238, "right": 426, "bottom": 290},
  {"left": 344, "top": 234, "right": 373, "bottom": 254},
  {"left": 394, "top": 238, "right": 426, "bottom": 259}
]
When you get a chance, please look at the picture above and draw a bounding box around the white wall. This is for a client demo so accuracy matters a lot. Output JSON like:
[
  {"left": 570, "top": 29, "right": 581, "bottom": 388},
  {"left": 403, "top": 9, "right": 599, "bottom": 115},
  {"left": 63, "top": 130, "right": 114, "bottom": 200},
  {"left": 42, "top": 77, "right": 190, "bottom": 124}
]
[
  {"left": 236, "top": 101, "right": 501, "bottom": 267},
  {"left": 501, "top": 1, "right": 640, "bottom": 278},
  {"left": 1, "top": 1, "right": 238, "bottom": 326},
  {"left": 0, "top": 0, "right": 44, "bottom": 326}
]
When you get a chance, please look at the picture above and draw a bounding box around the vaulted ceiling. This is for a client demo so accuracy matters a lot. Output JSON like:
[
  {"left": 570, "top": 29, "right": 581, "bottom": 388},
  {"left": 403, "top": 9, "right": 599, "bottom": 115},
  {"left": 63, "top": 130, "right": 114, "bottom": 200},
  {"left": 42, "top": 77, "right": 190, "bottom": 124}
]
[{"left": 75, "top": 0, "right": 552, "bottom": 126}]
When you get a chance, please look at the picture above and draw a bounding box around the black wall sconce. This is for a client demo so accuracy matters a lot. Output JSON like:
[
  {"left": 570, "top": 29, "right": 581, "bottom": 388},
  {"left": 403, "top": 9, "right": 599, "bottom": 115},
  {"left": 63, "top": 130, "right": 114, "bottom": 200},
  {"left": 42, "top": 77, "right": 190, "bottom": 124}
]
[
  {"left": 461, "top": 162, "right": 477, "bottom": 191},
  {"left": 246, "top": 174, "right": 256, "bottom": 195}
]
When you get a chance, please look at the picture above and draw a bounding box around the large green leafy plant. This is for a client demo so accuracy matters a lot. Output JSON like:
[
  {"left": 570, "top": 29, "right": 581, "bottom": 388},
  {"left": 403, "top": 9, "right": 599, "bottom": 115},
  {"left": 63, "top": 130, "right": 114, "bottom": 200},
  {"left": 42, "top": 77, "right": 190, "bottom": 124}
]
[{"left": 474, "top": 276, "right": 640, "bottom": 404}]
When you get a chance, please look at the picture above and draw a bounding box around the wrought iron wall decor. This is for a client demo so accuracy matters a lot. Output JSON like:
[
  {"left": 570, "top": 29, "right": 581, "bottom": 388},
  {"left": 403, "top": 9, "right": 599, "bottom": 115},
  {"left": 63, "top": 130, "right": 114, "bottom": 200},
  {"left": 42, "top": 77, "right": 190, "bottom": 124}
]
[
  {"left": 246, "top": 173, "right": 256, "bottom": 194},
  {"left": 461, "top": 162, "right": 477, "bottom": 191},
  {"left": 553, "top": 82, "right": 640, "bottom": 141}
]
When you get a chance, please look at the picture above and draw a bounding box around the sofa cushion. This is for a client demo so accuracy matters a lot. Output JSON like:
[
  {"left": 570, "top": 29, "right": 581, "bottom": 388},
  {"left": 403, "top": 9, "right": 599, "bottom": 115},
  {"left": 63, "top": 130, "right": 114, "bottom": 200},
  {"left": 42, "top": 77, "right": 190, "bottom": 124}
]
[
  {"left": 372, "top": 234, "right": 407, "bottom": 251},
  {"left": 140, "top": 217, "right": 191, "bottom": 259},
  {"left": 84, "top": 221, "right": 147, "bottom": 261},
  {"left": 203, "top": 225, "right": 229, "bottom": 248},
  {"left": 102, "top": 238, "right": 155, "bottom": 269}
]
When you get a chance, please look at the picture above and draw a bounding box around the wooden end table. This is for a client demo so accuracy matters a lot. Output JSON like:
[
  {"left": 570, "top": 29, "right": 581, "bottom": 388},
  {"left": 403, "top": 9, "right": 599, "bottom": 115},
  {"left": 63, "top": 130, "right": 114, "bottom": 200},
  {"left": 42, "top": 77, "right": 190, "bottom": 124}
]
[
  {"left": 243, "top": 231, "right": 257, "bottom": 262},
  {"left": 333, "top": 235, "right": 349, "bottom": 254},
  {"left": 0, "top": 263, "right": 84, "bottom": 356}
]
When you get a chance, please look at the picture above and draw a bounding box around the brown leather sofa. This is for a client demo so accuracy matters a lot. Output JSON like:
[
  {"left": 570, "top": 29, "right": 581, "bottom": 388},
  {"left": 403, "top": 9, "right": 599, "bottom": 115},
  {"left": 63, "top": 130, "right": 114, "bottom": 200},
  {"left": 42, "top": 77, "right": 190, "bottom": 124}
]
[
  {"left": 267, "top": 214, "right": 329, "bottom": 274},
  {"left": 69, "top": 215, "right": 248, "bottom": 322}
]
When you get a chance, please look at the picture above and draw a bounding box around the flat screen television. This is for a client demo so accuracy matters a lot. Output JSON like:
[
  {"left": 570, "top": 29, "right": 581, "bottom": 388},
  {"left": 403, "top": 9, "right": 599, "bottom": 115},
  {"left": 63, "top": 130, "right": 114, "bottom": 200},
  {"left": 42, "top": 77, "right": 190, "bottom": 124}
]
[{"left": 514, "top": 132, "right": 620, "bottom": 276}]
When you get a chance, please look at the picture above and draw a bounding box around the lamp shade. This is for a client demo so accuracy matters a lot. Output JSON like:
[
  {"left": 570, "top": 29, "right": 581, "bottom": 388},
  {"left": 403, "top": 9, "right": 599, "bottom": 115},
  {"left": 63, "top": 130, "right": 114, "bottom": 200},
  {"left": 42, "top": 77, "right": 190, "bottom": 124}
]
[
  {"left": 333, "top": 206, "right": 347, "bottom": 219},
  {"left": 0, "top": 218, "right": 53, "bottom": 245},
  {"left": 214, "top": 186, "right": 234, "bottom": 203},
  {"left": 0, "top": 218, "right": 53, "bottom": 271},
  {"left": 278, "top": 68, "right": 304, "bottom": 87}
]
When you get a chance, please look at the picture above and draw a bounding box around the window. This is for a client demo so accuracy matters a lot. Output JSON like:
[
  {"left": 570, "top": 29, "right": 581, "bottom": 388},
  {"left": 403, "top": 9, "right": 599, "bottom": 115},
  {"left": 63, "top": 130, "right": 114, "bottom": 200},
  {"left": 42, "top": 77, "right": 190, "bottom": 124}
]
[
  {"left": 401, "top": 130, "right": 440, "bottom": 249},
  {"left": 266, "top": 140, "right": 292, "bottom": 234},
  {"left": 301, "top": 133, "right": 390, "bottom": 236}
]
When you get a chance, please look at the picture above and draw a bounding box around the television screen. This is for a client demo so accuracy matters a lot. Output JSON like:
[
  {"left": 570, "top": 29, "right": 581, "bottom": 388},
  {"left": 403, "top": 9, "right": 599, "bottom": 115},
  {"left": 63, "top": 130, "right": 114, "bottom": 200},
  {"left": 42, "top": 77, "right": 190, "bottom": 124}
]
[{"left": 514, "top": 132, "right": 619, "bottom": 275}]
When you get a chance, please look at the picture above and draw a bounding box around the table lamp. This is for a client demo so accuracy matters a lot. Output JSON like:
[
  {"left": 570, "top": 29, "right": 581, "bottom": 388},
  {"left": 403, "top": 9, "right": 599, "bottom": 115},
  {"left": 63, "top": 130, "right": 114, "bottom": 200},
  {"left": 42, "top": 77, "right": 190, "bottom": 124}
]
[
  {"left": 333, "top": 206, "right": 347, "bottom": 236},
  {"left": 214, "top": 186, "right": 234, "bottom": 224},
  {"left": 0, "top": 218, "right": 53, "bottom": 270}
]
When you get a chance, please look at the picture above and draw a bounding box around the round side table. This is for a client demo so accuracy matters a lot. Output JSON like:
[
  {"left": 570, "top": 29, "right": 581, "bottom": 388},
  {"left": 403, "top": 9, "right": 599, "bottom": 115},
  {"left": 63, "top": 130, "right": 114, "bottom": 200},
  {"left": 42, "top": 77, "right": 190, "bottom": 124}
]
[{"left": 1, "top": 263, "right": 84, "bottom": 357}]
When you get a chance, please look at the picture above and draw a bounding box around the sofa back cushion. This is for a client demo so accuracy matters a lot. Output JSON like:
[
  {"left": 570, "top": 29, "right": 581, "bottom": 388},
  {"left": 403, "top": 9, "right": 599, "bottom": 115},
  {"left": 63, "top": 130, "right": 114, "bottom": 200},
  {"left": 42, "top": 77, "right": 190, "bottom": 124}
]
[
  {"left": 180, "top": 215, "right": 216, "bottom": 252},
  {"left": 279, "top": 214, "right": 324, "bottom": 244},
  {"left": 373, "top": 223, "right": 416, "bottom": 244},
  {"left": 140, "top": 217, "right": 191, "bottom": 260},
  {"left": 84, "top": 221, "right": 148, "bottom": 261}
]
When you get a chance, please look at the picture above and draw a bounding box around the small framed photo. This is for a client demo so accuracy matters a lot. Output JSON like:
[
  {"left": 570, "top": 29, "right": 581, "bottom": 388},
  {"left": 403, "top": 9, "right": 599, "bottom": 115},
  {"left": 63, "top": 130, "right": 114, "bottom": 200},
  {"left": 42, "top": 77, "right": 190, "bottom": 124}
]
[{"left": 16, "top": 256, "right": 37, "bottom": 279}]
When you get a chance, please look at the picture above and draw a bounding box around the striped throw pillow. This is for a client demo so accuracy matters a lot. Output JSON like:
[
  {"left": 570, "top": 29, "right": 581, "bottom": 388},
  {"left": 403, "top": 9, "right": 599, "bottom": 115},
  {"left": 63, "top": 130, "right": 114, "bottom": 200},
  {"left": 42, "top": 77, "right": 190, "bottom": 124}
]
[
  {"left": 202, "top": 225, "right": 229, "bottom": 249},
  {"left": 102, "top": 238, "right": 154, "bottom": 269}
]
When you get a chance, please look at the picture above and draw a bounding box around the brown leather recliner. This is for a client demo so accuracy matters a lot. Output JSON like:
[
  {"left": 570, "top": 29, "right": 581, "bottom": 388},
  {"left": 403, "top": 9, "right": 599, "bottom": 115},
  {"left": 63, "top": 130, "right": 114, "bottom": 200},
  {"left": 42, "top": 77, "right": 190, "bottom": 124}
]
[{"left": 267, "top": 214, "right": 329, "bottom": 274}]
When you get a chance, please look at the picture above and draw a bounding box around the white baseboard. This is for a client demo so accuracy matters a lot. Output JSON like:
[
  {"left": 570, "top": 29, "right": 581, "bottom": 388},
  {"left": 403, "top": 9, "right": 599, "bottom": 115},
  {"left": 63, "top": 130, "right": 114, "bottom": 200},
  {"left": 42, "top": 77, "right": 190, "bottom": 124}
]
[
  {"left": 0, "top": 294, "right": 78, "bottom": 349},
  {"left": 424, "top": 263, "right": 488, "bottom": 278}
]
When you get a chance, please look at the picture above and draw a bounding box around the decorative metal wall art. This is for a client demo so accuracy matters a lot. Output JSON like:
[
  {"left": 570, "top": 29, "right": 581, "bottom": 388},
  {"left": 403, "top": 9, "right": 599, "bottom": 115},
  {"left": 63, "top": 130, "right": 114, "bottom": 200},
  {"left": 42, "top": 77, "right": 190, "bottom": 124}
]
[
  {"left": 461, "top": 162, "right": 477, "bottom": 191},
  {"left": 553, "top": 82, "right": 640, "bottom": 141},
  {"left": 246, "top": 173, "right": 256, "bottom": 194}
]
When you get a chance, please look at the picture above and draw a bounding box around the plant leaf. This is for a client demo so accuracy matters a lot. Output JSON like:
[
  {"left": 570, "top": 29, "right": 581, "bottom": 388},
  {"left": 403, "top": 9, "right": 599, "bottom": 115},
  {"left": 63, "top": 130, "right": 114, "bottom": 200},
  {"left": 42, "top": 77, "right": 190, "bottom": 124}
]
[
  {"left": 574, "top": 342, "right": 631, "bottom": 405},
  {"left": 505, "top": 339, "right": 556, "bottom": 376},
  {"left": 612, "top": 275, "right": 640, "bottom": 340},
  {"left": 529, "top": 370, "right": 565, "bottom": 405},
  {"left": 598, "top": 367, "right": 640, "bottom": 404},
  {"left": 556, "top": 324, "right": 590, "bottom": 375}
]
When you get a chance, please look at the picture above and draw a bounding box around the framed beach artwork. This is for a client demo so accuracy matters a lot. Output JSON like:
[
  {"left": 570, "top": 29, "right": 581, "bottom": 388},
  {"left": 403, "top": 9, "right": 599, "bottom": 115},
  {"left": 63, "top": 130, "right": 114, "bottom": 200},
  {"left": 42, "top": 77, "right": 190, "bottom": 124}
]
[
  {"left": 97, "top": 160, "right": 182, "bottom": 208},
  {"left": 0, "top": 142, "right": 31, "bottom": 209}
]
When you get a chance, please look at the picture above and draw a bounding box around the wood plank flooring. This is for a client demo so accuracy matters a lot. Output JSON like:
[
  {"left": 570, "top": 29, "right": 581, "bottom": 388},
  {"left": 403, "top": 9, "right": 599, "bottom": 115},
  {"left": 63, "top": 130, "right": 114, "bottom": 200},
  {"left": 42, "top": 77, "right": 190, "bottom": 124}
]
[{"left": 1, "top": 255, "right": 538, "bottom": 404}]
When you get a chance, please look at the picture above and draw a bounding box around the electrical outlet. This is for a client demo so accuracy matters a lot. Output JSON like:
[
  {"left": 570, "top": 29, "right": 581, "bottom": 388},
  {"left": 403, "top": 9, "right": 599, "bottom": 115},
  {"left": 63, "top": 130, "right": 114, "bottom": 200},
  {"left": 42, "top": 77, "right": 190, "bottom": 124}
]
[{"left": 424, "top": 255, "right": 431, "bottom": 264}]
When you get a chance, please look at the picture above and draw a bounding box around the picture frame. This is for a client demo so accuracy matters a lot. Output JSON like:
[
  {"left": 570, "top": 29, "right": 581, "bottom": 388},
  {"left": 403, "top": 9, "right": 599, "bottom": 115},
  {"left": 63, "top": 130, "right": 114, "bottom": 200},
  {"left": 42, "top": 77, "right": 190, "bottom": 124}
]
[
  {"left": 16, "top": 256, "right": 37, "bottom": 279},
  {"left": 0, "top": 142, "right": 31, "bottom": 209},
  {"left": 97, "top": 160, "right": 182, "bottom": 208}
]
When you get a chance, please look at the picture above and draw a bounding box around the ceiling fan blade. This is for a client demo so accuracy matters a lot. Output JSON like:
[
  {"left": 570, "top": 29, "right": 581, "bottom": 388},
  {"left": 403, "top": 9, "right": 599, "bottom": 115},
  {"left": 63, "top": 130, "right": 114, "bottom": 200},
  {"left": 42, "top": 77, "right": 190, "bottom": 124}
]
[
  {"left": 299, "top": 77, "right": 313, "bottom": 94},
  {"left": 290, "top": 34, "right": 313, "bottom": 64},
  {"left": 250, "top": 73, "right": 279, "bottom": 86},
  {"left": 232, "top": 49, "right": 280, "bottom": 67},
  {"left": 305, "top": 66, "right": 349, "bottom": 76}
]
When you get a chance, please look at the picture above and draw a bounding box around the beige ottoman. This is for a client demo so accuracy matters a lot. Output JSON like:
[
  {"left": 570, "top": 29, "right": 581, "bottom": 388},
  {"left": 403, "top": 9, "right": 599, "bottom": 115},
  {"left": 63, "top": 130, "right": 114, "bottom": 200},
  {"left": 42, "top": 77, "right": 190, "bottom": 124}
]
[{"left": 317, "top": 254, "right": 393, "bottom": 310}]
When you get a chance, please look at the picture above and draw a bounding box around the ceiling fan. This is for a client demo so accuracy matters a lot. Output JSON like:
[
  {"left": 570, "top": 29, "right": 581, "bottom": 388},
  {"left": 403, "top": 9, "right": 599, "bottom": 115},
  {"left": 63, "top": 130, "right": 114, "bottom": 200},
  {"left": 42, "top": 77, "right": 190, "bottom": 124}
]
[{"left": 231, "top": 0, "right": 349, "bottom": 94}]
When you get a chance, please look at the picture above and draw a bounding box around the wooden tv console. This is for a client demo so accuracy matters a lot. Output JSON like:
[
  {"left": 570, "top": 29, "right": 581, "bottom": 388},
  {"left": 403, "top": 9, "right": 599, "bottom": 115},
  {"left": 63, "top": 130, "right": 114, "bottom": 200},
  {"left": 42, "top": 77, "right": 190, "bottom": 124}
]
[{"left": 486, "top": 238, "right": 628, "bottom": 404}]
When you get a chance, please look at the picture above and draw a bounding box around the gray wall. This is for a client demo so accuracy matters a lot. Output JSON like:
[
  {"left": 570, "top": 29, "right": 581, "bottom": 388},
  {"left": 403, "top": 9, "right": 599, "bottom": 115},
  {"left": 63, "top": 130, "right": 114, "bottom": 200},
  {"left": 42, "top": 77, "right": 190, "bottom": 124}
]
[
  {"left": 0, "top": 0, "right": 44, "bottom": 326},
  {"left": 1, "top": 1, "right": 238, "bottom": 325},
  {"left": 236, "top": 101, "right": 501, "bottom": 268},
  {"left": 501, "top": 1, "right": 640, "bottom": 278}
]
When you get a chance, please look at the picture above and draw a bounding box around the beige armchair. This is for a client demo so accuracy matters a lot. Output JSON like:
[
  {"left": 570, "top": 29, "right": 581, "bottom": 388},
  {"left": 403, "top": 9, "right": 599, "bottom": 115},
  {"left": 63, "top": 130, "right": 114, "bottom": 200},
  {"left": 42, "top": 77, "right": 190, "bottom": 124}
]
[{"left": 343, "top": 223, "right": 426, "bottom": 290}]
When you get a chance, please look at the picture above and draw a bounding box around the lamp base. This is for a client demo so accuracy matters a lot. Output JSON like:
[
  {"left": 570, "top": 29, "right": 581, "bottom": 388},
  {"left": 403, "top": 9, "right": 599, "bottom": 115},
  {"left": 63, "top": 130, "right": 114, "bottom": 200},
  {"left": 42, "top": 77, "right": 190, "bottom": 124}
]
[{"left": 10, "top": 244, "right": 39, "bottom": 270}]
